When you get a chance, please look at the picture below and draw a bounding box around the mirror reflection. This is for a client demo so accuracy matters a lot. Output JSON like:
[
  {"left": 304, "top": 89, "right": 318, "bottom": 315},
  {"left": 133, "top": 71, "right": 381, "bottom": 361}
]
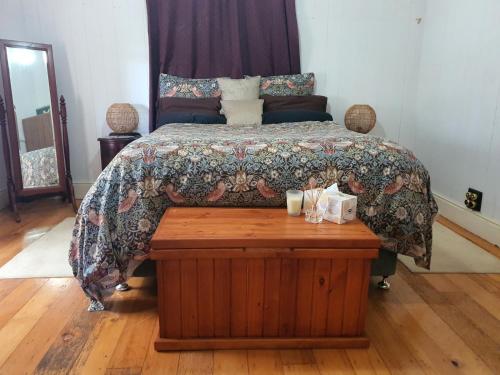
[{"left": 6, "top": 46, "right": 59, "bottom": 188}]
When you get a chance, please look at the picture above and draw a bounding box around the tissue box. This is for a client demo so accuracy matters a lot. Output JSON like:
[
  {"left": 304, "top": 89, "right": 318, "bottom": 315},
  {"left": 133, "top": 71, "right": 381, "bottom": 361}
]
[{"left": 323, "top": 192, "right": 357, "bottom": 224}]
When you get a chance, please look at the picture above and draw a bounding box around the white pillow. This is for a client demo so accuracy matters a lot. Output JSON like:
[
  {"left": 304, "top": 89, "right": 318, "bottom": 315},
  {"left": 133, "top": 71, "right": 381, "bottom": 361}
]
[
  {"left": 217, "top": 76, "right": 261, "bottom": 100},
  {"left": 221, "top": 99, "right": 264, "bottom": 125}
]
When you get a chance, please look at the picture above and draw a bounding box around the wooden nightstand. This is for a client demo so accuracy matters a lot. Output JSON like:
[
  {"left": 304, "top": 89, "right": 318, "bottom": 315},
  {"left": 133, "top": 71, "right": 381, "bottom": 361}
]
[{"left": 98, "top": 133, "right": 141, "bottom": 169}]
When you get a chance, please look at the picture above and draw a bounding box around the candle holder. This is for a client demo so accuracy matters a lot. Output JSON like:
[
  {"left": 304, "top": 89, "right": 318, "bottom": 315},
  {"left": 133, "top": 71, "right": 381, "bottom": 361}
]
[{"left": 286, "top": 190, "right": 303, "bottom": 216}]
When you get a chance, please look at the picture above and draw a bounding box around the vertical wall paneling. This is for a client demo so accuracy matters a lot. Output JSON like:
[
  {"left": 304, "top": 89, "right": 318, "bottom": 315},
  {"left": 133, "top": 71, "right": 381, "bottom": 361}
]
[
  {"left": 412, "top": 0, "right": 500, "bottom": 222},
  {"left": 297, "top": 0, "right": 500, "bottom": 223},
  {"left": 2, "top": 0, "right": 500, "bottom": 224},
  {"left": 0, "top": 0, "right": 149, "bottom": 196},
  {"left": 296, "top": 0, "right": 423, "bottom": 142}
]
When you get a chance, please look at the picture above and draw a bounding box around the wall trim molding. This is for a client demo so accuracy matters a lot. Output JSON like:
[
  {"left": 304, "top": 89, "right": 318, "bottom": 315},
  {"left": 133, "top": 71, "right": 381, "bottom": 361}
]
[
  {"left": 435, "top": 193, "right": 500, "bottom": 246},
  {"left": 74, "top": 182, "right": 93, "bottom": 200}
]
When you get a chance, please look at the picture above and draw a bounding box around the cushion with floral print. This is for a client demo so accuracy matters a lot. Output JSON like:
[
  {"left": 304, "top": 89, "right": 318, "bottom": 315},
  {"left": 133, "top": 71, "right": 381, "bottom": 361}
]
[
  {"left": 258, "top": 73, "right": 315, "bottom": 96},
  {"left": 159, "top": 74, "right": 221, "bottom": 98}
]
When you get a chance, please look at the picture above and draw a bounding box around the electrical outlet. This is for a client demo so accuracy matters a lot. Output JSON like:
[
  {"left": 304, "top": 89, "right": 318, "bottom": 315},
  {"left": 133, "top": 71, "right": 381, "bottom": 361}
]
[{"left": 464, "top": 188, "right": 482, "bottom": 212}]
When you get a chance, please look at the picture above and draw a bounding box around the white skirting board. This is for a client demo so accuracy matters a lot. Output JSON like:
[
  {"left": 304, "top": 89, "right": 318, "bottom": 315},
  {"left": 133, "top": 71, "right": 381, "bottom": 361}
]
[
  {"left": 434, "top": 193, "right": 500, "bottom": 247},
  {"left": 74, "top": 182, "right": 93, "bottom": 200},
  {"left": 73, "top": 183, "right": 500, "bottom": 247}
]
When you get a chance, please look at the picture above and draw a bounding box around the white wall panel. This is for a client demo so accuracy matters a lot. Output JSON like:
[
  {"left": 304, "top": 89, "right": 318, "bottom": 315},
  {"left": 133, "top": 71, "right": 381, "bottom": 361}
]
[
  {"left": 412, "top": 0, "right": 500, "bottom": 222},
  {"left": 1, "top": 0, "right": 499, "bottom": 223},
  {"left": 297, "top": 0, "right": 500, "bottom": 223},
  {"left": 297, "top": 0, "right": 425, "bottom": 142},
  {"left": 0, "top": 0, "right": 149, "bottom": 192}
]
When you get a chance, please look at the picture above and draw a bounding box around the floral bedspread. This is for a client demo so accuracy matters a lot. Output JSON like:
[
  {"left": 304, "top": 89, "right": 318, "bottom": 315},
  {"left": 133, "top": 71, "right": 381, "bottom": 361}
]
[
  {"left": 70, "top": 122, "right": 438, "bottom": 310},
  {"left": 21, "top": 146, "right": 58, "bottom": 188}
]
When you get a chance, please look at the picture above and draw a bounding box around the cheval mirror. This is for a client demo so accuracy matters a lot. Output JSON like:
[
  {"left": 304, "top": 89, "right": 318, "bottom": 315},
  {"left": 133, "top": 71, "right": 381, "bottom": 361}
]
[{"left": 0, "top": 39, "right": 76, "bottom": 222}]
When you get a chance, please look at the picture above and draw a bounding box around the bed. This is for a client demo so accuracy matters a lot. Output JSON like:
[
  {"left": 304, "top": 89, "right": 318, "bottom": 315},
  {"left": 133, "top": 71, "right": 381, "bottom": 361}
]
[{"left": 70, "top": 121, "right": 438, "bottom": 310}]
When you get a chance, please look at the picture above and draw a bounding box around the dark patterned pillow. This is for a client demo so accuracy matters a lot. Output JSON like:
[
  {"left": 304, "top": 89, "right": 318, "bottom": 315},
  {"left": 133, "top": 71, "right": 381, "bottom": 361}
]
[
  {"left": 157, "top": 112, "right": 227, "bottom": 126},
  {"left": 262, "top": 110, "right": 332, "bottom": 124},
  {"left": 262, "top": 95, "right": 327, "bottom": 112},
  {"left": 259, "top": 73, "right": 315, "bottom": 96},
  {"left": 159, "top": 74, "right": 221, "bottom": 98},
  {"left": 158, "top": 97, "right": 221, "bottom": 116}
]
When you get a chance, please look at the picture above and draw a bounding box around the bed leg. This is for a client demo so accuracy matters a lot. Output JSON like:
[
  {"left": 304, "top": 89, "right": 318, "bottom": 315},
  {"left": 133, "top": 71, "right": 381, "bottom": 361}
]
[
  {"left": 115, "top": 282, "right": 130, "bottom": 292},
  {"left": 377, "top": 276, "right": 391, "bottom": 290}
]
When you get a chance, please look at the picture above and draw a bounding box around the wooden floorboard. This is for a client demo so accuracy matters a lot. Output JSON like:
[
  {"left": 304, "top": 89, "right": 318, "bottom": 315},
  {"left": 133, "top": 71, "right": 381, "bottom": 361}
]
[
  {"left": 399, "top": 268, "right": 500, "bottom": 374},
  {"left": 35, "top": 297, "right": 103, "bottom": 374},
  {"left": 365, "top": 300, "right": 428, "bottom": 375},
  {"left": 0, "top": 202, "right": 499, "bottom": 374},
  {"left": 0, "top": 278, "right": 47, "bottom": 330},
  {"left": 0, "top": 279, "right": 23, "bottom": 303}
]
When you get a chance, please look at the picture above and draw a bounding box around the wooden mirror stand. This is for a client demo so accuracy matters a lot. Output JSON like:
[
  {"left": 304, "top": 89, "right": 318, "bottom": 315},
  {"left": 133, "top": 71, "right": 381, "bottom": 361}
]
[{"left": 0, "top": 40, "right": 77, "bottom": 222}]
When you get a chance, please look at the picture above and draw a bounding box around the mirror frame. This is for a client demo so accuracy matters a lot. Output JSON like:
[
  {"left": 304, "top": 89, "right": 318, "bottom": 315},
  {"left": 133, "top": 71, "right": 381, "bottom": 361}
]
[{"left": 0, "top": 39, "right": 66, "bottom": 197}]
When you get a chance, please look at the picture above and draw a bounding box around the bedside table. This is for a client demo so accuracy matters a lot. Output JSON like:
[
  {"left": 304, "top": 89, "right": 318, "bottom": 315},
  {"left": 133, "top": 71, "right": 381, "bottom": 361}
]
[{"left": 98, "top": 134, "right": 141, "bottom": 169}]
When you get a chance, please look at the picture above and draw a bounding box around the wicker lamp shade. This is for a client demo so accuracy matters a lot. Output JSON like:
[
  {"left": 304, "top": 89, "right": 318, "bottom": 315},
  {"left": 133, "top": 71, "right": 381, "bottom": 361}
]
[
  {"left": 344, "top": 104, "right": 376, "bottom": 134},
  {"left": 106, "top": 103, "right": 139, "bottom": 133}
]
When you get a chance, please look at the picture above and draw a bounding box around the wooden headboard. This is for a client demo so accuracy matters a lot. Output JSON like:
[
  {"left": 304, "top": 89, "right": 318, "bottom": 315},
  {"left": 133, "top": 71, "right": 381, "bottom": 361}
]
[{"left": 22, "top": 112, "right": 54, "bottom": 151}]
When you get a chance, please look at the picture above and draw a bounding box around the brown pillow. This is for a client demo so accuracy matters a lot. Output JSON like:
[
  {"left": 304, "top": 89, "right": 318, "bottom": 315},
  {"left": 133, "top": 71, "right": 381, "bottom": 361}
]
[
  {"left": 262, "top": 95, "right": 327, "bottom": 113},
  {"left": 158, "top": 97, "right": 221, "bottom": 116}
]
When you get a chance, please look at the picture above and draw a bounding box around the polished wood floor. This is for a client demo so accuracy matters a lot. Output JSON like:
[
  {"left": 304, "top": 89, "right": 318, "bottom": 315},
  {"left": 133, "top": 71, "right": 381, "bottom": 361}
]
[{"left": 0, "top": 200, "right": 499, "bottom": 374}]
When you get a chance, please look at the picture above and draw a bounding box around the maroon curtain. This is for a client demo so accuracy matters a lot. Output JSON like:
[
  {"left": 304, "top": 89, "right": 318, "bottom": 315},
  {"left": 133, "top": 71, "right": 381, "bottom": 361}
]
[{"left": 146, "top": 0, "right": 301, "bottom": 131}]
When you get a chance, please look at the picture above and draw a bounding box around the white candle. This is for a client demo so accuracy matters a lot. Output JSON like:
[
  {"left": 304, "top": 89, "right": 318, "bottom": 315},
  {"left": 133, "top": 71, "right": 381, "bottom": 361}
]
[{"left": 286, "top": 190, "right": 303, "bottom": 216}]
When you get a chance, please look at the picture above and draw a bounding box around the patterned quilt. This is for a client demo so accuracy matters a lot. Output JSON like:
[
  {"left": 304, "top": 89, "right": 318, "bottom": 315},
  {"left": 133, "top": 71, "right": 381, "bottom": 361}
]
[
  {"left": 70, "top": 122, "right": 438, "bottom": 310},
  {"left": 21, "top": 146, "right": 58, "bottom": 188}
]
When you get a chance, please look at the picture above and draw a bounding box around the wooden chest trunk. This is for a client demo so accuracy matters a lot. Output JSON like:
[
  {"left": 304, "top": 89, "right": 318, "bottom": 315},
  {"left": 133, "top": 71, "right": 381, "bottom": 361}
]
[{"left": 150, "top": 208, "right": 380, "bottom": 351}]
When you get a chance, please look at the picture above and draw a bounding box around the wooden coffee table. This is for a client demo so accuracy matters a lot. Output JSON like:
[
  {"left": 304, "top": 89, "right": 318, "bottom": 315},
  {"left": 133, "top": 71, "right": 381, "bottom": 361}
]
[{"left": 150, "top": 208, "right": 380, "bottom": 351}]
